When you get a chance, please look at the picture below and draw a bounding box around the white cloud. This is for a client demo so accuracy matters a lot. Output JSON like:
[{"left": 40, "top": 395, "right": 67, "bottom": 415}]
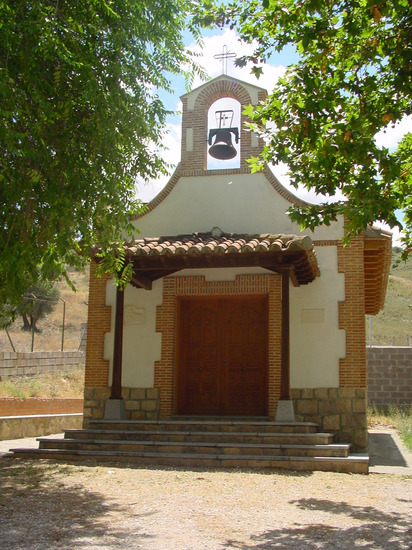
[
  {"left": 187, "top": 28, "right": 286, "bottom": 94},
  {"left": 375, "top": 115, "right": 412, "bottom": 150},
  {"left": 136, "top": 123, "right": 181, "bottom": 203}
]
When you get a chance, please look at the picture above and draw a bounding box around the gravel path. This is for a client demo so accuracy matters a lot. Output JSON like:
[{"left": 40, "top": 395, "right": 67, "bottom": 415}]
[{"left": 1, "top": 458, "right": 411, "bottom": 549}]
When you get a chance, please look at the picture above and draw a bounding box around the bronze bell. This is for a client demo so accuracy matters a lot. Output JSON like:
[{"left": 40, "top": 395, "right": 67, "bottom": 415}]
[
  {"left": 208, "top": 109, "right": 239, "bottom": 161},
  {"left": 208, "top": 129, "right": 237, "bottom": 160}
]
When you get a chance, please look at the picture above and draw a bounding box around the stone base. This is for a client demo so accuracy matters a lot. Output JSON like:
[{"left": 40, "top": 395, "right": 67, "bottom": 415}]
[
  {"left": 103, "top": 399, "right": 126, "bottom": 420},
  {"left": 275, "top": 400, "right": 296, "bottom": 422},
  {"left": 0, "top": 413, "right": 82, "bottom": 440},
  {"left": 290, "top": 387, "right": 368, "bottom": 452},
  {"left": 83, "top": 387, "right": 160, "bottom": 426}
]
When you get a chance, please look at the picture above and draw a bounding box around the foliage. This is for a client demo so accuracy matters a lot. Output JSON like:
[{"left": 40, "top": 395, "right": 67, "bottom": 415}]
[
  {"left": 0, "top": 302, "right": 14, "bottom": 329},
  {"left": 19, "top": 282, "right": 60, "bottom": 332},
  {"left": 203, "top": 0, "right": 412, "bottom": 254},
  {"left": 0, "top": 0, "right": 204, "bottom": 306}
]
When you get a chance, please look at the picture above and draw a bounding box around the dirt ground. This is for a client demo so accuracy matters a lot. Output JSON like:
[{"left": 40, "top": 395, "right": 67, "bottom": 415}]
[{"left": 0, "top": 458, "right": 411, "bottom": 550}]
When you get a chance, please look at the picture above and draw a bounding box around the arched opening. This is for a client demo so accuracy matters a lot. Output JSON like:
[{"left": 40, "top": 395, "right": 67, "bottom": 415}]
[{"left": 207, "top": 98, "right": 241, "bottom": 170}]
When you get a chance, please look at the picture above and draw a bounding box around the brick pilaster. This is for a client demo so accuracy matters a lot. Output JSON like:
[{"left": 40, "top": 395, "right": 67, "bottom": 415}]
[{"left": 84, "top": 263, "right": 111, "bottom": 388}]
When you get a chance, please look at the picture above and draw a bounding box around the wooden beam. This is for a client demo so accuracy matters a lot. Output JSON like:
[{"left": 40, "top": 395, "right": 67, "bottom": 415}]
[
  {"left": 127, "top": 249, "right": 317, "bottom": 285},
  {"left": 280, "top": 268, "right": 290, "bottom": 400},
  {"left": 110, "top": 286, "right": 124, "bottom": 400},
  {"left": 130, "top": 272, "right": 152, "bottom": 290}
]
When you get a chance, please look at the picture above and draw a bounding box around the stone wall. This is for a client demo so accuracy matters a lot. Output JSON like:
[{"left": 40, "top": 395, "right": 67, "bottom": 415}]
[
  {"left": 83, "top": 387, "right": 160, "bottom": 426},
  {"left": 367, "top": 346, "right": 412, "bottom": 409},
  {"left": 0, "top": 351, "right": 84, "bottom": 378},
  {"left": 0, "top": 413, "right": 82, "bottom": 441},
  {"left": 290, "top": 387, "right": 367, "bottom": 453}
]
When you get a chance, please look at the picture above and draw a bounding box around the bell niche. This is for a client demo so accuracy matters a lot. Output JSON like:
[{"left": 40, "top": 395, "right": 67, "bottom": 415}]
[{"left": 207, "top": 98, "right": 241, "bottom": 170}]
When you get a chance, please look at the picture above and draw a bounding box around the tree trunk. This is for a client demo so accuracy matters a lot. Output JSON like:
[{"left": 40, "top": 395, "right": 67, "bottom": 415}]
[{"left": 21, "top": 314, "right": 31, "bottom": 331}]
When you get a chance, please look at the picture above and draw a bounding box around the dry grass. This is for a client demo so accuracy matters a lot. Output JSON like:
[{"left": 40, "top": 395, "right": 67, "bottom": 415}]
[
  {"left": 0, "top": 365, "right": 85, "bottom": 399},
  {"left": 0, "top": 269, "right": 89, "bottom": 353},
  {"left": 368, "top": 404, "right": 412, "bottom": 452}
]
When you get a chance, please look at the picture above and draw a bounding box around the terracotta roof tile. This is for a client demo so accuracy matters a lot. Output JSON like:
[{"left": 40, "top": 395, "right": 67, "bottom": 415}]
[
  {"left": 121, "top": 231, "right": 315, "bottom": 259},
  {"left": 93, "top": 231, "right": 320, "bottom": 286}
]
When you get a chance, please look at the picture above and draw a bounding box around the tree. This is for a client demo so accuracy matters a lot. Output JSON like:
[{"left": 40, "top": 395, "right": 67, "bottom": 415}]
[
  {"left": 19, "top": 282, "right": 60, "bottom": 333},
  {"left": 0, "top": 0, "right": 204, "bottom": 307},
  {"left": 206, "top": 0, "right": 412, "bottom": 254}
]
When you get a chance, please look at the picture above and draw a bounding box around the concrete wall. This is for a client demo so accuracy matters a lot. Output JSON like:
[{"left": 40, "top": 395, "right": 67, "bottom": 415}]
[
  {"left": 0, "top": 351, "right": 84, "bottom": 378},
  {"left": 367, "top": 346, "right": 412, "bottom": 408}
]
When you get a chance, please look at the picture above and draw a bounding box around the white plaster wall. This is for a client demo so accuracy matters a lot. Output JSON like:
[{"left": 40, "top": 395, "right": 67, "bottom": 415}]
[
  {"left": 290, "top": 246, "right": 345, "bottom": 388},
  {"left": 103, "top": 279, "right": 163, "bottom": 388},
  {"left": 104, "top": 252, "right": 345, "bottom": 391},
  {"left": 111, "top": 166, "right": 347, "bottom": 391},
  {"left": 133, "top": 172, "right": 344, "bottom": 241}
]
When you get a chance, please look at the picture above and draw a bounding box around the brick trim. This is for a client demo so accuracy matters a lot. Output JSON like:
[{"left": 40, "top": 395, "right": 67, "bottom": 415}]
[
  {"left": 154, "top": 274, "right": 281, "bottom": 418},
  {"left": 264, "top": 166, "right": 308, "bottom": 207},
  {"left": 84, "top": 263, "right": 111, "bottom": 388},
  {"left": 337, "top": 237, "right": 367, "bottom": 387},
  {"left": 313, "top": 240, "right": 341, "bottom": 246}
]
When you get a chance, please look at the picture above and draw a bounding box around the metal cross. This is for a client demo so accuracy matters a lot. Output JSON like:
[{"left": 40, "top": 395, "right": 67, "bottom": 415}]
[{"left": 213, "top": 45, "right": 237, "bottom": 75}]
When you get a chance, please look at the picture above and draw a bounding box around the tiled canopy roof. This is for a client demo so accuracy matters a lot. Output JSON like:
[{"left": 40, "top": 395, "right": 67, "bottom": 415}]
[
  {"left": 99, "top": 231, "right": 320, "bottom": 289},
  {"left": 124, "top": 232, "right": 314, "bottom": 257}
]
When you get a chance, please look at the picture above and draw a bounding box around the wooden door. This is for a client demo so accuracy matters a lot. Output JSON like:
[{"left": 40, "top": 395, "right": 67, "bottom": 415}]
[{"left": 177, "top": 297, "right": 268, "bottom": 416}]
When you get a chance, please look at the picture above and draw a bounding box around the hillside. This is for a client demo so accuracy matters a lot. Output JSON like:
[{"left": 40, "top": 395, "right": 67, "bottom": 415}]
[
  {"left": 0, "top": 268, "right": 89, "bottom": 353},
  {"left": 368, "top": 247, "right": 412, "bottom": 346},
  {"left": 1, "top": 247, "right": 411, "bottom": 352}
]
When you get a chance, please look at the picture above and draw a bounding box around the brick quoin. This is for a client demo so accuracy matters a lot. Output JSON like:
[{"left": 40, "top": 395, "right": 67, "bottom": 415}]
[
  {"left": 337, "top": 237, "right": 367, "bottom": 388},
  {"left": 154, "top": 274, "right": 281, "bottom": 419},
  {"left": 313, "top": 238, "right": 367, "bottom": 389},
  {"left": 84, "top": 263, "right": 111, "bottom": 388}
]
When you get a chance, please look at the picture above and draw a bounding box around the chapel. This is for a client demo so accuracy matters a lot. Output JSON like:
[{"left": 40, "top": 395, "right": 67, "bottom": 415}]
[{"left": 80, "top": 75, "right": 391, "bottom": 471}]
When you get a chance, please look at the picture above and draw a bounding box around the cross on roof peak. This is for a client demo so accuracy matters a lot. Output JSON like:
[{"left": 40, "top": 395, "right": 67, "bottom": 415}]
[{"left": 213, "top": 45, "right": 237, "bottom": 75}]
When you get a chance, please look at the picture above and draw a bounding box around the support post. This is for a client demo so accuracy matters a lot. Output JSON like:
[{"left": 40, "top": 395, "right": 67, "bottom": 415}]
[
  {"left": 104, "top": 284, "right": 126, "bottom": 419},
  {"left": 276, "top": 267, "right": 295, "bottom": 422}
]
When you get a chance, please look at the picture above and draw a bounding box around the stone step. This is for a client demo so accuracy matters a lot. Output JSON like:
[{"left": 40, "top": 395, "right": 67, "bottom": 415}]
[
  {"left": 170, "top": 416, "right": 269, "bottom": 422},
  {"left": 38, "top": 438, "right": 350, "bottom": 458},
  {"left": 9, "top": 447, "right": 369, "bottom": 474},
  {"left": 64, "top": 429, "right": 335, "bottom": 446},
  {"left": 88, "top": 419, "right": 319, "bottom": 434}
]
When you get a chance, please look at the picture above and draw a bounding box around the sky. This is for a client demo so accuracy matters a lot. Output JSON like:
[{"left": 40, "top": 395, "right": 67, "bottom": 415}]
[{"left": 136, "top": 27, "right": 410, "bottom": 244}]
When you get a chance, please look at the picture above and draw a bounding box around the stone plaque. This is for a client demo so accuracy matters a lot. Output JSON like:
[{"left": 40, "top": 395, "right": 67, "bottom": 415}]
[
  {"left": 301, "top": 309, "right": 325, "bottom": 324},
  {"left": 124, "top": 306, "right": 145, "bottom": 326}
]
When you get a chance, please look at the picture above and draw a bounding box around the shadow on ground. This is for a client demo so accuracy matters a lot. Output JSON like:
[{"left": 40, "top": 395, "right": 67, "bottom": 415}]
[
  {"left": 0, "top": 459, "right": 156, "bottom": 549},
  {"left": 369, "top": 432, "right": 408, "bottom": 467},
  {"left": 224, "top": 497, "right": 412, "bottom": 549}
]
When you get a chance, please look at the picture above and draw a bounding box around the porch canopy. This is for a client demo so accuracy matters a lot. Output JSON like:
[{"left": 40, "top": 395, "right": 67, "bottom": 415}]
[
  {"left": 96, "top": 231, "right": 320, "bottom": 418},
  {"left": 109, "top": 231, "right": 320, "bottom": 288}
]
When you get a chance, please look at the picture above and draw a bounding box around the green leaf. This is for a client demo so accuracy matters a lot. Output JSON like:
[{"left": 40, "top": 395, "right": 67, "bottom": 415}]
[{"left": 227, "top": 0, "right": 412, "bottom": 254}]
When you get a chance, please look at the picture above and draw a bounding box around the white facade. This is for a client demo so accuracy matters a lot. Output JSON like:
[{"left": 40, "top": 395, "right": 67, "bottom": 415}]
[{"left": 103, "top": 168, "right": 346, "bottom": 391}]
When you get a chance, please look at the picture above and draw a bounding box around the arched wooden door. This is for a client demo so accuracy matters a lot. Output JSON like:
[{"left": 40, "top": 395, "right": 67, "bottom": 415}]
[{"left": 177, "top": 296, "right": 268, "bottom": 416}]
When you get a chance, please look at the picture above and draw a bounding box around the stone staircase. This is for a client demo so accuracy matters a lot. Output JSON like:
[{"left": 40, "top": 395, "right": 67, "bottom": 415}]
[{"left": 10, "top": 418, "right": 369, "bottom": 473}]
